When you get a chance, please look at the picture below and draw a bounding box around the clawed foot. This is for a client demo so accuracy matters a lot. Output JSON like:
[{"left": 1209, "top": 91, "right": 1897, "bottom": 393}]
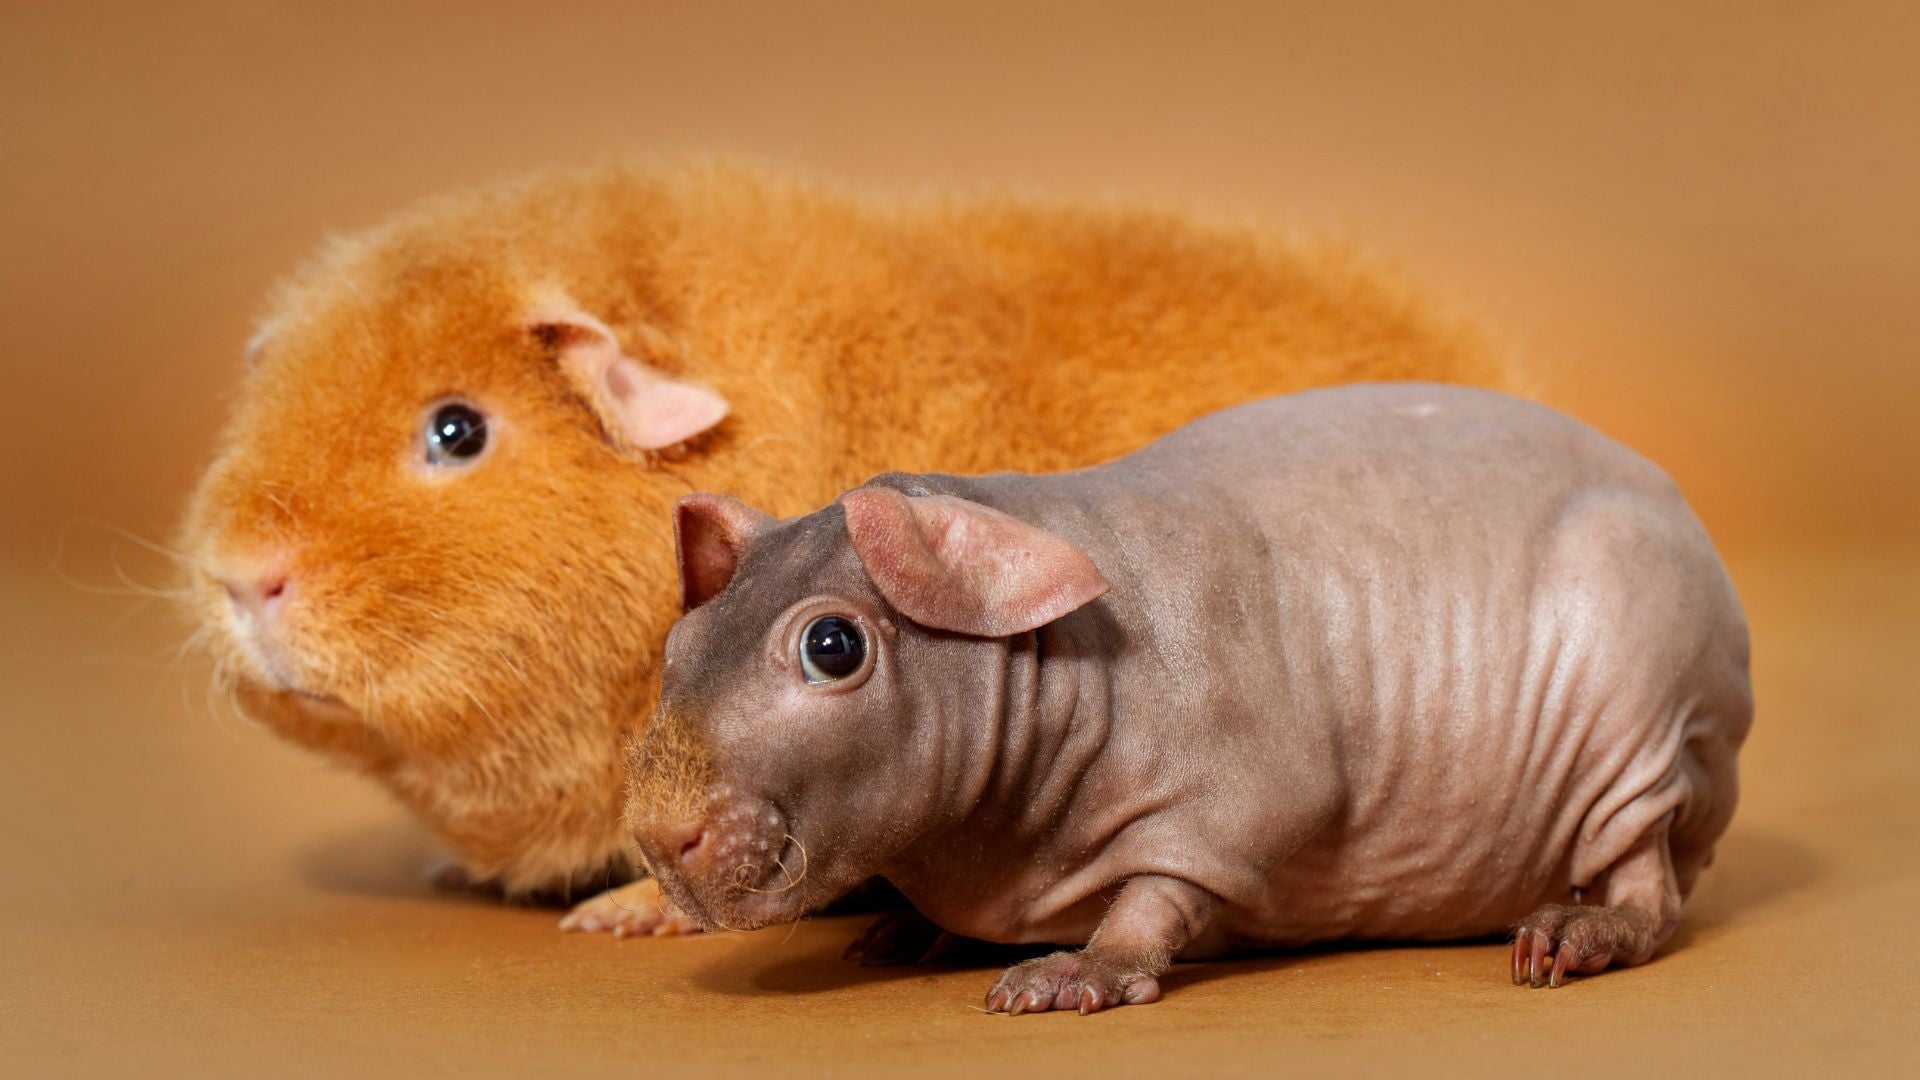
[
  {"left": 844, "top": 910, "right": 959, "bottom": 966},
  {"left": 985, "top": 951, "right": 1160, "bottom": 1016},
  {"left": 1511, "top": 903, "right": 1659, "bottom": 988},
  {"left": 559, "top": 877, "right": 702, "bottom": 937}
]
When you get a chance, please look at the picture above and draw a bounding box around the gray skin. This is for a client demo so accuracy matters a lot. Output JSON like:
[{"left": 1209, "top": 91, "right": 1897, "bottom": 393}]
[{"left": 628, "top": 382, "right": 1751, "bottom": 1014}]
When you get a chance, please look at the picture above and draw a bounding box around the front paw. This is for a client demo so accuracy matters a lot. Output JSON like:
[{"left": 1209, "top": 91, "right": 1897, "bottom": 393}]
[
  {"left": 1511, "top": 903, "right": 1660, "bottom": 988},
  {"left": 559, "top": 878, "right": 701, "bottom": 938},
  {"left": 985, "top": 950, "right": 1161, "bottom": 1016}
]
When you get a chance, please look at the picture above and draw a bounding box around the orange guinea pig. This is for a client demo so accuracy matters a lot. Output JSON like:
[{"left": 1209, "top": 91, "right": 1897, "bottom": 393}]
[{"left": 181, "top": 161, "right": 1510, "bottom": 934}]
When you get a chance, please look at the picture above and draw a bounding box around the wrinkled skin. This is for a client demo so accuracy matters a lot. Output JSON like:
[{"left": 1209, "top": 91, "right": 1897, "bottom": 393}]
[{"left": 629, "top": 383, "right": 1752, "bottom": 1012}]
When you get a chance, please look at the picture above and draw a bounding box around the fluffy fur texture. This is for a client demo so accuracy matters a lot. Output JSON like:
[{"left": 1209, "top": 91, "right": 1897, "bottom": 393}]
[{"left": 181, "top": 161, "right": 1509, "bottom": 896}]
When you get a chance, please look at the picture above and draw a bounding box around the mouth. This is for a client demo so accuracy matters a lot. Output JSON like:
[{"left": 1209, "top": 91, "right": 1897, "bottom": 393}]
[
  {"left": 215, "top": 615, "right": 352, "bottom": 710},
  {"left": 274, "top": 678, "right": 342, "bottom": 704},
  {"left": 232, "top": 659, "right": 345, "bottom": 706},
  {"left": 645, "top": 831, "right": 819, "bottom": 933},
  {"left": 231, "top": 674, "right": 358, "bottom": 725},
  {"left": 222, "top": 619, "right": 306, "bottom": 691},
  {"left": 288, "top": 686, "right": 350, "bottom": 709}
]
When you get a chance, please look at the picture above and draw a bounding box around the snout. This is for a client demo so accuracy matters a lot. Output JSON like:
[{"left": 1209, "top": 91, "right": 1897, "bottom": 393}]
[
  {"left": 633, "top": 786, "right": 805, "bottom": 927},
  {"left": 198, "top": 545, "right": 321, "bottom": 695}
]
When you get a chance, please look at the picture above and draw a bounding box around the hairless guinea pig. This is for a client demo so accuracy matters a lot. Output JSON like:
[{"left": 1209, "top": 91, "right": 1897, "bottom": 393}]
[{"left": 629, "top": 382, "right": 1751, "bottom": 1014}]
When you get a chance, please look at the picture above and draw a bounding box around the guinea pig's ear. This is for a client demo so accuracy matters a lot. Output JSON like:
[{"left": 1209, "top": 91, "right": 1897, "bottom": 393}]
[
  {"left": 674, "top": 493, "right": 775, "bottom": 611},
  {"left": 840, "top": 487, "right": 1109, "bottom": 637},
  {"left": 527, "top": 301, "right": 729, "bottom": 452}
]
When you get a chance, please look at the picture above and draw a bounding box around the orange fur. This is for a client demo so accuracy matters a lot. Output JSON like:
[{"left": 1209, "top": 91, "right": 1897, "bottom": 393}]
[{"left": 181, "top": 161, "right": 1510, "bottom": 895}]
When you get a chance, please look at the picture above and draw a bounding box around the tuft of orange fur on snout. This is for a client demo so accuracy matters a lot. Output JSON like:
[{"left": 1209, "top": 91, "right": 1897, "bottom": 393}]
[
  {"left": 623, "top": 708, "right": 715, "bottom": 851},
  {"left": 180, "top": 159, "right": 1513, "bottom": 895}
]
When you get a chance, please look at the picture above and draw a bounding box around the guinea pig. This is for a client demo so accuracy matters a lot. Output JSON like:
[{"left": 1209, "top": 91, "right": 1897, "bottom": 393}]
[
  {"left": 629, "top": 383, "right": 1750, "bottom": 1012},
  {"left": 180, "top": 161, "right": 1509, "bottom": 929}
]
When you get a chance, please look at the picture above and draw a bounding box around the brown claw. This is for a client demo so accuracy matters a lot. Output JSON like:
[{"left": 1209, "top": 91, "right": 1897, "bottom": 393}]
[
  {"left": 1528, "top": 931, "right": 1550, "bottom": 988},
  {"left": 1549, "top": 944, "right": 1572, "bottom": 988},
  {"left": 1512, "top": 936, "right": 1527, "bottom": 985}
]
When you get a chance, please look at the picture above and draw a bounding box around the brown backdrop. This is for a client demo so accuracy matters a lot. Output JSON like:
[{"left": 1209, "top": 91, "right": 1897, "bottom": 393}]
[{"left": 3, "top": 3, "right": 1915, "bottom": 1075}]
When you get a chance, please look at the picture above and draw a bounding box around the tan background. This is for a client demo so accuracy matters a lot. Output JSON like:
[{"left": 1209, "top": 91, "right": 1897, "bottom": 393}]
[{"left": 3, "top": 2, "right": 1915, "bottom": 1075}]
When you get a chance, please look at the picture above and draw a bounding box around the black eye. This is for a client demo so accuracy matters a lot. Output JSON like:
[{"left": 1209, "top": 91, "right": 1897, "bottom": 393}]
[
  {"left": 425, "top": 401, "right": 488, "bottom": 465},
  {"left": 799, "top": 616, "right": 865, "bottom": 684}
]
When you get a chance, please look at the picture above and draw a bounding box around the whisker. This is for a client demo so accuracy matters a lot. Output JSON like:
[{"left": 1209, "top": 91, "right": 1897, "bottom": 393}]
[
  {"left": 110, "top": 545, "right": 193, "bottom": 598},
  {"left": 786, "top": 833, "right": 810, "bottom": 889},
  {"left": 342, "top": 585, "right": 542, "bottom": 702},
  {"left": 167, "top": 625, "right": 214, "bottom": 675},
  {"left": 361, "top": 622, "right": 499, "bottom": 729},
  {"left": 201, "top": 653, "right": 259, "bottom": 744},
  {"left": 737, "top": 833, "right": 809, "bottom": 895},
  {"left": 52, "top": 516, "right": 193, "bottom": 566},
  {"left": 101, "top": 595, "right": 159, "bottom": 638},
  {"left": 46, "top": 561, "right": 194, "bottom": 601},
  {"left": 256, "top": 485, "right": 299, "bottom": 529}
]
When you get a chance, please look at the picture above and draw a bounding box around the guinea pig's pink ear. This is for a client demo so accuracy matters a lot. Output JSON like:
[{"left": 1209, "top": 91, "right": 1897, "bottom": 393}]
[
  {"left": 840, "top": 487, "right": 1109, "bottom": 637},
  {"left": 528, "top": 302, "right": 729, "bottom": 452},
  {"left": 674, "top": 493, "right": 775, "bottom": 611}
]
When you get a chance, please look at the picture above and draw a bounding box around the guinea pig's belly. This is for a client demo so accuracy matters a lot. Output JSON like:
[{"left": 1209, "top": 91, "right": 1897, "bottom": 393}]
[
  {"left": 1223, "top": 717, "right": 1613, "bottom": 946},
  {"left": 1230, "top": 827, "right": 1577, "bottom": 948}
]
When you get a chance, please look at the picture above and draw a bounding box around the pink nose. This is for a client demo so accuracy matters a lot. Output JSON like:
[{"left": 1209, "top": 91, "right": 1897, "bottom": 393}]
[
  {"left": 220, "top": 570, "right": 290, "bottom": 621},
  {"left": 664, "top": 820, "right": 710, "bottom": 871}
]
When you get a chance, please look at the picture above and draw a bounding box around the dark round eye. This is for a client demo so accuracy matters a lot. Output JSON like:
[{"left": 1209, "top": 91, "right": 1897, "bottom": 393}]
[
  {"left": 799, "top": 615, "right": 865, "bottom": 684},
  {"left": 425, "top": 401, "right": 488, "bottom": 465}
]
